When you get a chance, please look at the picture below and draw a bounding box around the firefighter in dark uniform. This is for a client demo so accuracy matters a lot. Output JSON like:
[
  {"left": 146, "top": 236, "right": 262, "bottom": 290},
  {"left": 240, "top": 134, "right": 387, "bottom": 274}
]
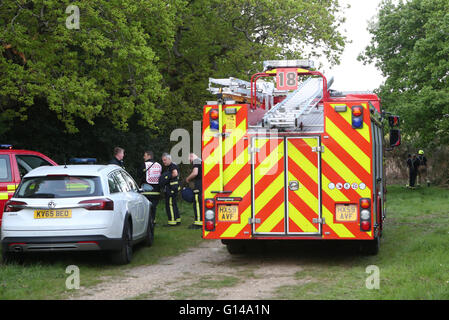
[
  {"left": 138, "top": 151, "right": 162, "bottom": 224},
  {"left": 407, "top": 154, "right": 419, "bottom": 189},
  {"left": 161, "top": 153, "right": 181, "bottom": 226},
  {"left": 186, "top": 153, "right": 202, "bottom": 229}
]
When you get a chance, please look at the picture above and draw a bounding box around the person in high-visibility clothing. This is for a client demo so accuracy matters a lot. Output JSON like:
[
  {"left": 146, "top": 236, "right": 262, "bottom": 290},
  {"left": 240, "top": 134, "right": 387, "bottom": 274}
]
[
  {"left": 416, "top": 150, "right": 429, "bottom": 187},
  {"left": 161, "top": 153, "right": 181, "bottom": 226},
  {"left": 138, "top": 150, "right": 162, "bottom": 224},
  {"left": 186, "top": 153, "right": 202, "bottom": 229}
]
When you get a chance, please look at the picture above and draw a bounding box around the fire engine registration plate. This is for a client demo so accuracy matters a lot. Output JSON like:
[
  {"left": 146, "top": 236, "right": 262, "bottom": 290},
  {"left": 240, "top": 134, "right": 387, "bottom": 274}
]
[
  {"left": 218, "top": 205, "right": 238, "bottom": 222},
  {"left": 34, "top": 209, "right": 72, "bottom": 219},
  {"left": 335, "top": 204, "right": 357, "bottom": 222}
]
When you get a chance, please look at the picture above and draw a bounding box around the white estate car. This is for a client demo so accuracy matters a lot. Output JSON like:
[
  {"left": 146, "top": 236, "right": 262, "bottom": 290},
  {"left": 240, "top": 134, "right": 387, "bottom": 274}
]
[{"left": 1, "top": 165, "right": 153, "bottom": 264}]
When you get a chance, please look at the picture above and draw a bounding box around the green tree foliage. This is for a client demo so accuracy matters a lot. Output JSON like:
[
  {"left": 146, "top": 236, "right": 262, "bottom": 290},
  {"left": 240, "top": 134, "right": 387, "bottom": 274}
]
[
  {"left": 360, "top": 0, "right": 449, "bottom": 147},
  {"left": 0, "top": 0, "right": 179, "bottom": 134},
  {"left": 1, "top": 0, "right": 346, "bottom": 178},
  {"left": 161, "top": 0, "right": 346, "bottom": 133}
]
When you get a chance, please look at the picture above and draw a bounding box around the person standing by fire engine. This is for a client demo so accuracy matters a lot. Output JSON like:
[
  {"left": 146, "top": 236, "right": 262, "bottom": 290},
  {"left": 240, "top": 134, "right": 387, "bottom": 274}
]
[
  {"left": 161, "top": 153, "right": 181, "bottom": 226},
  {"left": 416, "top": 150, "right": 429, "bottom": 187},
  {"left": 138, "top": 151, "right": 162, "bottom": 224},
  {"left": 407, "top": 154, "right": 419, "bottom": 189},
  {"left": 186, "top": 153, "right": 203, "bottom": 229}
]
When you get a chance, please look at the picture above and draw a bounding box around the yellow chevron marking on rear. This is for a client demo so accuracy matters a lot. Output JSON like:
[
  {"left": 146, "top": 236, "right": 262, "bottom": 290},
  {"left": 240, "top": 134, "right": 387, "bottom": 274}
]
[
  {"left": 256, "top": 202, "right": 284, "bottom": 233},
  {"left": 231, "top": 174, "right": 251, "bottom": 198},
  {"left": 325, "top": 118, "right": 371, "bottom": 173},
  {"left": 321, "top": 148, "right": 371, "bottom": 198},
  {"left": 289, "top": 204, "right": 318, "bottom": 233},
  {"left": 288, "top": 170, "right": 319, "bottom": 233},
  {"left": 224, "top": 146, "right": 249, "bottom": 185},
  {"left": 204, "top": 175, "right": 221, "bottom": 199},
  {"left": 291, "top": 139, "right": 354, "bottom": 238},
  {"left": 332, "top": 103, "right": 370, "bottom": 143},
  {"left": 255, "top": 172, "right": 284, "bottom": 213},
  {"left": 254, "top": 139, "right": 284, "bottom": 182},
  {"left": 223, "top": 119, "right": 246, "bottom": 156},
  {"left": 220, "top": 205, "right": 252, "bottom": 238}
]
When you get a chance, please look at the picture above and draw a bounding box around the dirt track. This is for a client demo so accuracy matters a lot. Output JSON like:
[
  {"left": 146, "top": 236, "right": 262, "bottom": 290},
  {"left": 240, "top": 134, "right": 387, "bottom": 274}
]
[{"left": 70, "top": 240, "right": 312, "bottom": 300}]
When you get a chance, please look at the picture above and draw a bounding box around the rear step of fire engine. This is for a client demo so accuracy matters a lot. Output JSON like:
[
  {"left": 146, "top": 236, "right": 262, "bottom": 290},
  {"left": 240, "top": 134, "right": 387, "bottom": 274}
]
[{"left": 261, "top": 76, "right": 334, "bottom": 129}]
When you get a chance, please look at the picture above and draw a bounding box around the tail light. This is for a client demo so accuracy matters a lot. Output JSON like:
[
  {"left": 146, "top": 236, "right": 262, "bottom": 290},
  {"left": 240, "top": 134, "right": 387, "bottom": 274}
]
[
  {"left": 205, "top": 199, "right": 215, "bottom": 209},
  {"left": 361, "top": 221, "right": 371, "bottom": 231},
  {"left": 78, "top": 198, "right": 114, "bottom": 211},
  {"left": 360, "top": 198, "right": 370, "bottom": 209},
  {"left": 352, "top": 106, "right": 364, "bottom": 129},
  {"left": 204, "top": 198, "right": 215, "bottom": 231},
  {"left": 205, "top": 221, "right": 215, "bottom": 231},
  {"left": 4, "top": 200, "right": 27, "bottom": 212},
  {"left": 359, "top": 198, "right": 371, "bottom": 231}
]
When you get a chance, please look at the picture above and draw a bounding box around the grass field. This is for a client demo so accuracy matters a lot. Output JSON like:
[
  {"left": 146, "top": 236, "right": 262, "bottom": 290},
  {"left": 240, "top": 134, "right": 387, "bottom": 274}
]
[
  {"left": 273, "top": 185, "right": 449, "bottom": 299},
  {"left": 0, "top": 198, "right": 204, "bottom": 300},
  {"left": 0, "top": 185, "right": 448, "bottom": 300}
]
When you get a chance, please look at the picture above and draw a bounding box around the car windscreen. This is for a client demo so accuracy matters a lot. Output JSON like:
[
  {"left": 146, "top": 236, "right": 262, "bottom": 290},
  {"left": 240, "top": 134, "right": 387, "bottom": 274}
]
[{"left": 15, "top": 176, "right": 103, "bottom": 198}]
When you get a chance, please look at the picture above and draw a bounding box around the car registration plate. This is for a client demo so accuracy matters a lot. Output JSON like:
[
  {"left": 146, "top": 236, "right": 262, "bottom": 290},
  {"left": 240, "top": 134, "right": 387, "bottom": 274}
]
[
  {"left": 218, "top": 205, "right": 238, "bottom": 222},
  {"left": 34, "top": 209, "right": 72, "bottom": 219},
  {"left": 335, "top": 204, "right": 357, "bottom": 222}
]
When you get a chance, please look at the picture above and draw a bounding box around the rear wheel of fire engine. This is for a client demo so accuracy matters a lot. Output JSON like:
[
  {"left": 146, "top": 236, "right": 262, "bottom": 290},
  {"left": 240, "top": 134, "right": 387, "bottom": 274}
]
[
  {"left": 360, "top": 236, "right": 380, "bottom": 255},
  {"left": 226, "top": 240, "right": 246, "bottom": 255}
]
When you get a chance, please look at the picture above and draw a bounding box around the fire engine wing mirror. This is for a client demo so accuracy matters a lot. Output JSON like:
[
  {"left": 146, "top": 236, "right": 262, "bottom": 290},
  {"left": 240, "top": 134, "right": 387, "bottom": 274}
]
[
  {"left": 389, "top": 129, "right": 401, "bottom": 148},
  {"left": 388, "top": 115, "right": 400, "bottom": 127}
]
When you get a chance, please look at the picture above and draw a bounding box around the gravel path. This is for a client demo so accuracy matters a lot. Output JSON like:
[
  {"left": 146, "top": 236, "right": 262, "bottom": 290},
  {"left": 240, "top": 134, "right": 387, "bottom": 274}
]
[{"left": 69, "top": 240, "right": 310, "bottom": 300}]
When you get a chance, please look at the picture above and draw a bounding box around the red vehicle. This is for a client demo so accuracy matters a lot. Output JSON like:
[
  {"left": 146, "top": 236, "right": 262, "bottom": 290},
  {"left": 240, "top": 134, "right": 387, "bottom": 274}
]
[
  {"left": 201, "top": 60, "right": 401, "bottom": 254},
  {"left": 0, "top": 145, "right": 58, "bottom": 226}
]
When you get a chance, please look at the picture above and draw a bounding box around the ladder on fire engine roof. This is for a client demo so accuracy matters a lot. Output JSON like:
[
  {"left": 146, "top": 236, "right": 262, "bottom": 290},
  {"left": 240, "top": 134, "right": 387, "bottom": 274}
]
[
  {"left": 261, "top": 76, "right": 334, "bottom": 129},
  {"left": 208, "top": 77, "right": 275, "bottom": 109}
]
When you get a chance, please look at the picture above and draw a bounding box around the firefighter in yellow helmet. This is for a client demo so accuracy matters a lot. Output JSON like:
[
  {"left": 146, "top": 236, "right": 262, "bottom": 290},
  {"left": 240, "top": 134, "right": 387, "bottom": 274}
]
[{"left": 416, "top": 150, "right": 429, "bottom": 187}]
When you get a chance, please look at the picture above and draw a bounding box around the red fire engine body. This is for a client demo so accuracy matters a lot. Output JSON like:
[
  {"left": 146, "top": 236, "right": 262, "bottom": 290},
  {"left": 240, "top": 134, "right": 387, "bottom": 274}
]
[{"left": 201, "top": 60, "right": 389, "bottom": 254}]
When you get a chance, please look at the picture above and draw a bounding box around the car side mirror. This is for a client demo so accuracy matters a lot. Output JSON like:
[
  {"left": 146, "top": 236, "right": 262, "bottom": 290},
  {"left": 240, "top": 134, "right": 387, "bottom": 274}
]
[{"left": 389, "top": 129, "right": 401, "bottom": 148}]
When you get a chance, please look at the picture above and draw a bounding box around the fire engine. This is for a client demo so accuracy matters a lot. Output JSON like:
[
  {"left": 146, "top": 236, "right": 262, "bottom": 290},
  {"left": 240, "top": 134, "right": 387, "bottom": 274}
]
[{"left": 201, "top": 60, "right": 401, "bottom": 255}]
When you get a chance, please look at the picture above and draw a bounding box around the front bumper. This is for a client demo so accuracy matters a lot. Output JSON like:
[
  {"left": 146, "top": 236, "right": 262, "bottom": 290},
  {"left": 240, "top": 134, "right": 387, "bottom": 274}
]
[{"left": 2, "top": 235, "right": 123, "bottom": 253}]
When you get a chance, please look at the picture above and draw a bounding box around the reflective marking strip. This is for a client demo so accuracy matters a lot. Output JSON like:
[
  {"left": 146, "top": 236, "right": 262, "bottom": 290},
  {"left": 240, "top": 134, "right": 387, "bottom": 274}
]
[
  {"left": 334, "top": 103, "right": 371, "bottom": 143},
  {"left": 325, "top": 118, "right": 371, "bottom": 173},
  {"left": 194, "top": 194, "right": 201, "bottom": 223},
  {"left": 169, "top": 197, "right": 175, "bottom": 223},
  {"left": 256, "top": 202, "right": 284, "bottom": 233},
  {"left": 290, "top": 139, "right": 354, "bottom": 238},
  {"left": 289, "top": 204, "right": 318, "bottom": 233},
  {"left": 0, "top": 193, "right": 9, "bottom": 200},
  {"left": 7, "top": 185, "right": 16, "bottom": 191}
]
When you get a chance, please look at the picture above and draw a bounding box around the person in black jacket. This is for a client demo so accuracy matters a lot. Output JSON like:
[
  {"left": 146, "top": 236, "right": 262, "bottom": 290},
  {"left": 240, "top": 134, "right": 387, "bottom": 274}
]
[
  {"left": 161, "top": 153, "right": 181, "bottom": 226},
  {"left": 407, "top": 154, "right": 419, "bottom": 189},
  {"left": 416, "top": 150, "right": 429, "bottom": 187},
  {"left": 109, "top": 147, "right": 125, "bottom": 168},
  {"left": 186, "top": 153, "right": 202, "bottom": 229}
]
